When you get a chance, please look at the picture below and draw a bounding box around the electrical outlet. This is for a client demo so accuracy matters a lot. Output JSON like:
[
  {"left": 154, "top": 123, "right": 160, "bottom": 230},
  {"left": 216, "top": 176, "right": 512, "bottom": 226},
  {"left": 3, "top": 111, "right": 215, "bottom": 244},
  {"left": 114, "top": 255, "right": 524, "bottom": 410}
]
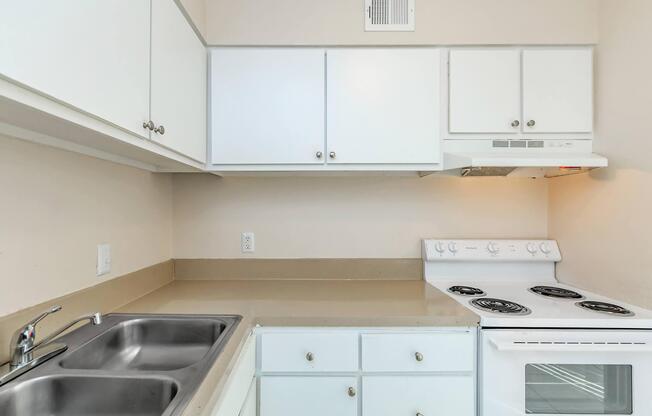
[
  {"left": 97, "top": 243, "right": 111, "bottom": 276},
  {"left": 241, "top": 232, "right": 255, "bottom": 253}
]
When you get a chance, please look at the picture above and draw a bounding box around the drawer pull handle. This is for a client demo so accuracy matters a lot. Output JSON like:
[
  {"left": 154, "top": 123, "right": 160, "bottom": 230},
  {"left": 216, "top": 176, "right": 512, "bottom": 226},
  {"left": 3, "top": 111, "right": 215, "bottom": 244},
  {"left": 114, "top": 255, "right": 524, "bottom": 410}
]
[
  {"left": 306, "top": 352, "right": 314, "bottom": 362},
  {"left": 416, "top": 413, "right": 424, "bottom": 416},
  {"left": 347, "top": 387, "right": 356, "bottom": 397},
  {"left": 415, "top": 352, "right": 424, "bottom": 362}
]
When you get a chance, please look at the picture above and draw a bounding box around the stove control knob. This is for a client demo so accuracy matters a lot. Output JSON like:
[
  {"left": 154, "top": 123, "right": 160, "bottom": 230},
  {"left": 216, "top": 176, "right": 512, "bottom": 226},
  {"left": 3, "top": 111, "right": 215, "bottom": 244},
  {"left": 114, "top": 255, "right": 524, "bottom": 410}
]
[
  {"left": 434, "top": 242, "right": 446, "bottom": 253},
  {"left": 448, "top": 242, "right": 458, "bottom": 253},
  {"left": 540, "top": 242, "right": 552, "bottom": 254},
  {"left": 526, "top": 242, "right": 538, "bottom": 254},
  {"left": 487, "top": 242, "right": 500, "bottom": 254}
]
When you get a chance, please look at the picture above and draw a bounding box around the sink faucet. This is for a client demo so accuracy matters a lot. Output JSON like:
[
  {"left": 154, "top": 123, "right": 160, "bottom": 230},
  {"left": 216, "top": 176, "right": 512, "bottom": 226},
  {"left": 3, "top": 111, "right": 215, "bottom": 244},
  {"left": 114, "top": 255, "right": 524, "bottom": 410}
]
[{"left": 9, "top": 305, "right": 102, "bottom": 369}]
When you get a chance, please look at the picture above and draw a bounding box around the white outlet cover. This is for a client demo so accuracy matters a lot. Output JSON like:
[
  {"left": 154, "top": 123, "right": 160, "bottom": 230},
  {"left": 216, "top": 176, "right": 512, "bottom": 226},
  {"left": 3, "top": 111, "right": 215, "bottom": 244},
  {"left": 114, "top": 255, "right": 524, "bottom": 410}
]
[
  {"left": 97, "top": 243, "right": 111, "bottom": 276},
  {"left": 241, "top": 232, "right": 255, "bottom": 253}
]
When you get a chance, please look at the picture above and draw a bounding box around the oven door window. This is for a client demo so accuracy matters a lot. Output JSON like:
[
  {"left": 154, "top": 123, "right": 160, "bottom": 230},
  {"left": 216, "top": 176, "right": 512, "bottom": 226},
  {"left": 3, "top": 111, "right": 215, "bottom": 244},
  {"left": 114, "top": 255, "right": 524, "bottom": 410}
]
[{"left": 525, "top": 364, "right": 632, "bottom": 414}]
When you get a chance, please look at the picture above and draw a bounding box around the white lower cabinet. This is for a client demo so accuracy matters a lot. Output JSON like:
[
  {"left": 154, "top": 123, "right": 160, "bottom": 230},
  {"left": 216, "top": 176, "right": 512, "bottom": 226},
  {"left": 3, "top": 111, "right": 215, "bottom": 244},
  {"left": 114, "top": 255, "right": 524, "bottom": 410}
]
[
  {"left": 361, "top": 331, "right": 475, "bottom": 372},
  {"left": 260, "top": 332, "right": 359, "bottom": 372},
  {"left": 256, "top": 328, "right": 476, "bottom": 416},
  {"left": 211, "top": 333, "right": 256, "bottom": 416},
  {"left": 260, "top": 376, "right": 358, "bottom": 416},
  {"left": 239, "top": 379, "right": 256, "bottom": 416},
  {"left": 362, "top": 376, "right": 475, "bottom": 416}
]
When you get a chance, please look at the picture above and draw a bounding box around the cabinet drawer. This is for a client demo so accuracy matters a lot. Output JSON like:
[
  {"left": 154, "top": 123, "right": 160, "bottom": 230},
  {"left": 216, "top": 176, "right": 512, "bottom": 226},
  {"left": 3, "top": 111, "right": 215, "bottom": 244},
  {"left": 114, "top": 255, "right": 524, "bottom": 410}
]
[
  {"left": 260, "top": 376, "right": 358, "bottom": 416},
  {"left": 260, "top": 332, "right": 358, "bottom": 372},
  {"left": 361, "top": 331, "right": 474, "bottom": 372},
  {"left": 362, "top": 376, "right": 474, "bottom": 416}
]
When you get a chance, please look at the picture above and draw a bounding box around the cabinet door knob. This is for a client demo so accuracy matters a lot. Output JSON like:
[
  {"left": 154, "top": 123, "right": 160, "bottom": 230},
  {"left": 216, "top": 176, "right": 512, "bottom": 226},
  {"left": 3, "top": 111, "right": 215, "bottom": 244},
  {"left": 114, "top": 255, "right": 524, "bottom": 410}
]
[
  {"left": 315, "top": 151, "right": 323, "bottom": 159},
  {"left": 154, "top": 125, "right": 165, "bottom": 135},
  {"left": 527, "top": 120, "right": 536, "bottom": 127},
  {"left": 347, "top": 387, "right": 356, "bottom": 397},
  {"left": 415, "top": 352, "right": 424, "bottom": 362},
  {"left": 143, "top": 120, "right": 155, "bottom": 131},
  {"left": 511, "top": 120, "right": 520, "bottom": 128},
  {"left": 329, "top": 151, "right": 336, "bottom": 159},
  {"left": 416, "top": 413, "right": 424, "bottom": 416},
  {"left": 306, "top": 352, "right": 314, "bottom": 362}
]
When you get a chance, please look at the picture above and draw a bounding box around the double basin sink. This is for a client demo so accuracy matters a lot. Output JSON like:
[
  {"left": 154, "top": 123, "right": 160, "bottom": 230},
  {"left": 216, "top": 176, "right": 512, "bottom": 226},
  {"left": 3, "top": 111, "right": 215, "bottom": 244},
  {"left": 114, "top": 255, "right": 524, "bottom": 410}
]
[{"left": 0, "top": 314, "right": 241, "bottom": 415}]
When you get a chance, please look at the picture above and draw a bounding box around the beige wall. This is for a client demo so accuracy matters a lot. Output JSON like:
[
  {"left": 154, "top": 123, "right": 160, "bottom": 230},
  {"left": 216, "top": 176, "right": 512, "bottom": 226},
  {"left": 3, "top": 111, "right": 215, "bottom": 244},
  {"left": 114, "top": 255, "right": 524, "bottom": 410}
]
[
  {"left": 173, "top": 174, "right": 548, "bottom": 259},
  {"left": 0, "top": 135, "right": 173, "bottom": 317},
  {"left": 179, "top": 0, "right": 207, "bottom": 40},
  {"left": 203, "top": 0, "right": 598, "bottom": 45},
  {"left": 549, "top": 0, "right": 652, "bottom": 308}
]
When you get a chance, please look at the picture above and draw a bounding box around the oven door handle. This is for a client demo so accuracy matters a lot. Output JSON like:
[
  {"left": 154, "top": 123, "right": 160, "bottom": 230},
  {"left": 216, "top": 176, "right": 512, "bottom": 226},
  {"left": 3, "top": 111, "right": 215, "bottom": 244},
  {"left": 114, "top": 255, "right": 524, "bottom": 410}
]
[{"left": 489, "top": 338, "right": 652, "bottom": 352}]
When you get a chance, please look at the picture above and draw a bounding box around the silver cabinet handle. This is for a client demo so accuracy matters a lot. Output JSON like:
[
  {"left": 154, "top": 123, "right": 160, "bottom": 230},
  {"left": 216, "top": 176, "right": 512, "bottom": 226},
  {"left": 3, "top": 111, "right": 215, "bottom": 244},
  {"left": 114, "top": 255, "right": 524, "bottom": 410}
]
[
  {"left": 415, "top": 352, "right": 424, "bottom": 362},
  {"left": 306, "top": 352, "right": 314, "bottom": 362},
  {"left": 416, "top": 413, "right": 424, "bottom": 416},
  {"left": 315, "top": 151, "right": 323, "bottom": 159},
  {"left": 154, "top": 125, "right": 165, "bottom": 135},
  {"left": 511, "top": 120, "right": 520, "bottom": 128},
  {"left": 329, "top": 151, "right": 336, "bottom": 159},
  {"left": 143, "top": 120, "right": 155, "bottom": 131},
  {"left": 347, "top": 387, "right": 356, "bottom": 397},
  {"left": 527, "top": 120, "right": 536, "bottom": 127}
]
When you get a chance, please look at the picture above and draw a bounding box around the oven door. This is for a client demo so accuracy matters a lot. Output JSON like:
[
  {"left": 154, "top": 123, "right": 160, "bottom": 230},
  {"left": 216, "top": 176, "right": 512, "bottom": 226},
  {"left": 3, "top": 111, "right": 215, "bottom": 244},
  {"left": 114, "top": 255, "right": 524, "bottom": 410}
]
[{"left": 480, "top": 329, "right": 652, "bottom": 416}]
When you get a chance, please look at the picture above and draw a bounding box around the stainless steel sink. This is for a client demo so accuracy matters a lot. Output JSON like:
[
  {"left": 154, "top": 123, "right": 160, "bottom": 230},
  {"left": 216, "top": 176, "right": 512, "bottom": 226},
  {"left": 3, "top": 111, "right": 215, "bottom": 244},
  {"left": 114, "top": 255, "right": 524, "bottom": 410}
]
[
  {"left": 0, "top": 375, "right": 178, "bottom": 416},
  {"left": 0, "top": 314, "right": 240, "bottom": 416},
  {"left": 60, "top": 318, "right": 228, "bottom": 371}
]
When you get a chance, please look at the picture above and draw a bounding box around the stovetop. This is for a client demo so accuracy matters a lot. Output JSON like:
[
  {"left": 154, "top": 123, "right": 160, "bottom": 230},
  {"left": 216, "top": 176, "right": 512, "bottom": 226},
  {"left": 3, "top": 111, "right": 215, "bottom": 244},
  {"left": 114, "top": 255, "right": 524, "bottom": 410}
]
[
  {"left": 430, "top": 279, "right": 652, "bottom": 328},
  {"left": 423, "top": 238, "right": 652, "bottom": 329}
]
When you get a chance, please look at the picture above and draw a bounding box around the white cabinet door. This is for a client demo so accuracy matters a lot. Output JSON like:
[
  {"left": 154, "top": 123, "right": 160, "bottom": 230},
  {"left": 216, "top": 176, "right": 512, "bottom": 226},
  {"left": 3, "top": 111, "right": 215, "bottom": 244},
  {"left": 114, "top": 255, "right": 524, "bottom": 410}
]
[
  {"left": 260, "top": 377, "right": 357, "bottom": 416},
  {"left": 239, "top": 380, "right": 256, "bottom": 416},
  {"left": 0, "top": 0, "right": 151, "bottom": 138},
  {"left": 210, "top": 48, "right": 325, "bottom": 165},
  {"left": 523, "top": 48, "right": 593, "bottom": 133},
  {"left": 449, "top": 48, "right": 521, "bottom": 133},
  {"left": 327, "top": 48, "right": 441, "bottom": 164},
  {"left": 362, "top": 376, "right": 475, "bottom": 416},
  {"left": 150, "top": 0, "right": 207, "bottom": 162}
]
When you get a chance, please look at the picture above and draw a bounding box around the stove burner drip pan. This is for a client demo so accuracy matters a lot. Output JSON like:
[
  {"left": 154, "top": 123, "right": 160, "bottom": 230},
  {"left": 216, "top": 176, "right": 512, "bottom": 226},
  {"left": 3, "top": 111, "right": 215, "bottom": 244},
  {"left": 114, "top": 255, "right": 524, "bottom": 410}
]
[
  {"left": 448, "top": 286, "right": 486, "bottom": 297},
  {"left": 576, "top": 300, "right": 635, "bottom": 317},
  {"left": 470, "top": 297, "right": 531, "bottom": 316},
  {"left": 530, "top": 285, "right": 584, "bottom": 299}
]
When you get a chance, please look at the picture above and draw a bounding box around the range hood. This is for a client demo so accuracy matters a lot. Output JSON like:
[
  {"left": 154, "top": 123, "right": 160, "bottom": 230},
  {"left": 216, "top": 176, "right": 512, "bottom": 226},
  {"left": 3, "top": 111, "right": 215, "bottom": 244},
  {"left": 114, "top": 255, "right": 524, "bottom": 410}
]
[{"left": 442, "top": 138, "right": 608, "bottom": 178}]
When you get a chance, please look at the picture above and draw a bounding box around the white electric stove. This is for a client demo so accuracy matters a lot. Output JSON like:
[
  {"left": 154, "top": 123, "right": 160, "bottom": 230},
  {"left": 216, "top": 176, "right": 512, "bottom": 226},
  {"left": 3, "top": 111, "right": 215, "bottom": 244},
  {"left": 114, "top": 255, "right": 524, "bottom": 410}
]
[{"left": 423, "top": 239, "right": 652, "bottom": 416}]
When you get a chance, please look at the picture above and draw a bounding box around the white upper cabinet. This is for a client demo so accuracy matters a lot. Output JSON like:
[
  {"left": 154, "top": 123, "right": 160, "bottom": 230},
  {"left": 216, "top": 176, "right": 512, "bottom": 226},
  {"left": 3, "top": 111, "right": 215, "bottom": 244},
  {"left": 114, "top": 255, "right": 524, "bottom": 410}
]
[
  {"left": 449, "top": 48, "right": 521, "bottom": 134},
  {"left": 523, "top": 48, "right": 593, "bottom": 133},
  {"left": 0, "top": 0, "right": 151, "bottom": 138},
  {"left": 210, "top": 48, "right": 326, "bottom": 165},
  {"left": 150, "top": 0, "right": 207, "bottom": 162},
  {"left": 327, "top": 48, "right": 441, "bottom": 164}
]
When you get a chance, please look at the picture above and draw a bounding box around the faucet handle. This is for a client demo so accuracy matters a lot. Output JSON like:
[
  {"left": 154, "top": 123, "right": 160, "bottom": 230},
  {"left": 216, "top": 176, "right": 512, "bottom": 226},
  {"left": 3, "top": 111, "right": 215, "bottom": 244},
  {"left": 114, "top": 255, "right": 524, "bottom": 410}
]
[{"left": 27, "top": 305, "right": 62, "bottom": 327}]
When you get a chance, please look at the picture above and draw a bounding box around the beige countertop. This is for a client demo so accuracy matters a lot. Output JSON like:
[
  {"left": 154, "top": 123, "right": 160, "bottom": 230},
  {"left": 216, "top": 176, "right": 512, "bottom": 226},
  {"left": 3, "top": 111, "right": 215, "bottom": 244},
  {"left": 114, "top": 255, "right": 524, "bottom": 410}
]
[{"left": 115, "top": 279, "right": 479, "bottom": 415}]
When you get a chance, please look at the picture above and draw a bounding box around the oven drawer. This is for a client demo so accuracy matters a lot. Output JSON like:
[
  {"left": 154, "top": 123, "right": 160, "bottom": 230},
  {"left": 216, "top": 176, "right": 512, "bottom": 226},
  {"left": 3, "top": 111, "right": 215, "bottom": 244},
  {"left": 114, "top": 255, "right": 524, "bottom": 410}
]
[
  {"left": 260, "top": 332, "right": 358, "bottom": 372},
  {"left": 362, "top": 376, "right": 474, "bottom": 416},
  {"left": 361, "top": 331, "right": 475, "bottom": 372}
]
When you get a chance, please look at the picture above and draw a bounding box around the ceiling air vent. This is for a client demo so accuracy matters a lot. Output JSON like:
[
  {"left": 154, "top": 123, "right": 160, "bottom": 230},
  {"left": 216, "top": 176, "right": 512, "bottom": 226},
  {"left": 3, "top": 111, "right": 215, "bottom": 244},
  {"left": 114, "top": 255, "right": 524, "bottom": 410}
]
[{"left": 365, "top": 0, "right": 415, "bottom": 32}]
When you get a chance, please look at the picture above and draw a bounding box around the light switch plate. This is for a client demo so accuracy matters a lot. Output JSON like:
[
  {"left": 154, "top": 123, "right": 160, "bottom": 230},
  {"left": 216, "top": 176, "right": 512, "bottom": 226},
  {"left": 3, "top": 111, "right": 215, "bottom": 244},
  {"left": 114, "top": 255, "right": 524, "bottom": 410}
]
[{"left": 97, "top": 243, "right": 111, "bottom": 276}]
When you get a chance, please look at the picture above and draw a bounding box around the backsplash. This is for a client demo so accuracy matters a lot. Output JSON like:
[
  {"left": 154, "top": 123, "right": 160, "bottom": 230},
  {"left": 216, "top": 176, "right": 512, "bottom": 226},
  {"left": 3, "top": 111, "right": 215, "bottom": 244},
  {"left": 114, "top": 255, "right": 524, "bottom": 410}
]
[{"left": 172, "top": 174, "right": 548, "bottom": 259}]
